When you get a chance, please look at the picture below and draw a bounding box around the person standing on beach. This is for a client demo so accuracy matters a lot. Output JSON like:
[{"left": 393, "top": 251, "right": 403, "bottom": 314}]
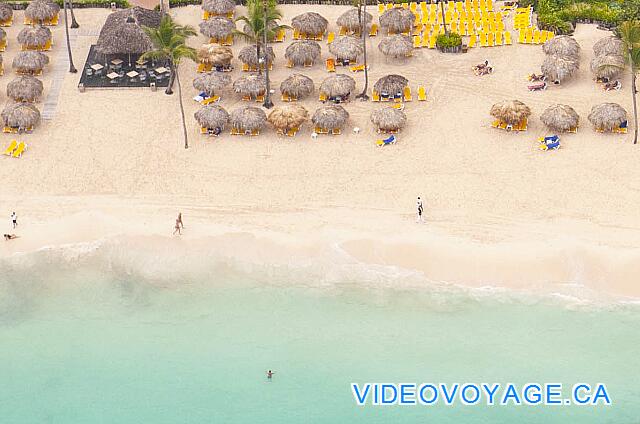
[
  {"left": 173, "top": 219, "right": 181, "bottom": 235},
  {"left": 10, "top": 212, "right": 17, "bottom": 229},
  {"left": 177, "top": 213, "right": 184, "bottom": 229},
  {"left": 416, "top": 197, "right": 424, "bottom": 223}
]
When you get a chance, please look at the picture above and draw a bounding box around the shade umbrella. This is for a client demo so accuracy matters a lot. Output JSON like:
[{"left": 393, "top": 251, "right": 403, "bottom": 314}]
[
  {"left": 202, "top": 0, "right": 235, "bottom": 16},
  {"left": 379, "top": 8, "right": 415, "bottom": 34},
  {"left": 25, "top": 0, "right": 59, "bottom": 24},
  {"left": 280, "top": 74, "right": 314, "bottom": 99},
  {"left": 102, "top": 6, "right": 162, "bottom": 30},
  {"left": 96, "top": 16, "right": 153, "bottom": 56},
  {"left": 291, "top": 12, "right": 328, "bottom": 37},
  {"left": 238, "top": 45, "right": 275, "bottom": 67},
  {"left": 230, "top": 106, "right": 267, "bottom": 132},
  {"left": 285, "top": 40, "right": 321, "bottom": 67},
  {"left": 193, "top": 72, "right": 231, "bottom": 97},
  {"left": 588, "top": 103, "right": 627, "bottom": 131},
  {"left": 540, "top": 104, "right": 580, "bottom": 132},
  {"left": 197, "top": 44, "right": 233, "bottom": 66},
  {"left": 542, "top": 35, "right": 580, "bottom": 58},
  {"left": 312, "top": 104, "right": 349, "bottom": 130},
  {"left": 12, "top": 51, "right": 49, "bottom": 74},
  {"left": 541, "top": 54, "right": 579, "bottom": 83},
  {"left": 0, "top": 3, "right": 13, "bottom": 23},
  {"left": 490, "top": 100, "right": 531, "bottom": 125},
  {"left": 199, "top": 17, "right": 235, "bottom": 39},
  {"left": 194, "top": 104, "right": 229, "bottom": 129},
  {"left": 337, "top": 8, "right": 373, "bottom": 32},
  {"left": 1, "top": 102, "right": 40, "bottom": 129},
  {"left": 17, "top": 25, "right": 52, "bottom": 49},
  {"left": 6, "top": 76, "right": 44, "bottom": 102},
  {"left": 590, "top": 54, "right": 625, "bottom": 79},
  {"left": 378, "top": 35, "right": 413, "bottom": 58},
  {"left": 593, "top": 36, "right": 624, "bottom": 57},
  {"left": 319, "top": 74, "right": 356, "bottom": 98},
  {"left": 233, "top": 74, "right": 266, "bottom": 98},
  {"left": 268, "top": 104, "right": 309, "bottom": 131},
  {"left": 374, "top": 74, "right": 408, "bottom": 96},
  {"left": 328, "top": 36, "right": 363, "bottom": 62},
  {"left": 371, "top": 107, "right": 407, "bottom": 132}
]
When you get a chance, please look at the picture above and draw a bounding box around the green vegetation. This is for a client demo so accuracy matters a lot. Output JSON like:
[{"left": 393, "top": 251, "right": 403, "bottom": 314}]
[
  {"left": 615, "top": 20, "right": 640, "bottom": 144},
  {"left": 436, "top": 32, "right": 462, "bottom": 49},
  {"left": 6, "top": 0, "right": 129, "bottom": 6},
  {"left": 530, "top": 0, "right": 636, "bottom": 34}
]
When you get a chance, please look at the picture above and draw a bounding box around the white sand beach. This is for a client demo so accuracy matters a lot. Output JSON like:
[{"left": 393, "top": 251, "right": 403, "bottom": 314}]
[{"left": 0, "top": 5, "right": 639, "bottom": 298}]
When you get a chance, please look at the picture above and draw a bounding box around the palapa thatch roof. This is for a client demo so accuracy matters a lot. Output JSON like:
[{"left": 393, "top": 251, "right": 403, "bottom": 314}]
[
  {"left": 590, "top": 54, "right": 625, "bottom": 79},
  {"left": 312, "top": 104, "right": 349, "bottom": 130},
  {"left": 291, "top": 12, "right": 328, "bottom": 36},
  {"left": 542, "top": 35, "right": 580, "bottom": 58},
  {"left": 12, "top": 51, "right": 49, "bottom": 73},
  {"left": 233, "top": 74, "right": 266, "bottom": 97},
  {"left": 319, "top": 74, "right": 356, "bottom": 98},
  {"left": 17, "top": 25, "right": 52, "bottom": 48},
  {"left": 195, "top": 104, "right": 229, "bottom": 129},
  {"left": 202, "top": 0, "right": 235, "bottom": 15},
  {"left": 374, "top": 74, "right": 408, "bottom": 95},
  {"left": 541, "top": 54, "right": 579, "bottom": 82},
  {"left": 588, "top": 103, "right": 627, "bottom": 131},
  {"left": 230, "top": 106, "right": 267, "bottom": 132},
  {"left": 593, "top": 36, "right": 624, "bottom": 57},
  {"left": 0, "top": 3, "right": 13, "bottom": 22},
  {"left": 285, "top": 40, "right": 321, "bottom": 67},
  {"left": 328, "top": 36, "right": 363, "bottom": 61},
  {"left": 1, "top": 102, "right": 40, "bottom": 128},
  {"left": 96, "top": 15, "right": 153, "bottom": 55},
  {"left": 490, "top": 100, "right": 531, "bottom": 125},
  {"left": 238, "top": 45, "right": 275, "bottom": 66},
  {"left": 193, "top": 72, "right": 231, "bottom": 96},
  {"left": 6, "top": 76, "right": 44, "bottom": 103},
  {"left": 280, "top": 73, "right": 314, "bottom": 99},
  {"left": 268, "top": 103, "right": 309, "bottom": 130},
  {"left": 378, "top": 35, "right": 413, "bottom": 58},
  {"left": 337, "top": 8, "right": 373, "bottom": 32},
  {"left": 25, "top": 0, "right": 60, "bottom": 23},
  {"left": 540, "top": 104, "right": 579, "bottom": 132},
  {"left": 199, "top": 16, "right": 235, "bottom": 39},
  {"left": 104, "top": 6, "right": 162, "bottom": 30},
  {"left": 370, "top": 107, "right": 407, "bottom": 132},
  {"left": 197, "top": 44, "right": 233, "bottom": 65},
  {"left": 379, "top": 8, "right": 415, "bottom": 34}
]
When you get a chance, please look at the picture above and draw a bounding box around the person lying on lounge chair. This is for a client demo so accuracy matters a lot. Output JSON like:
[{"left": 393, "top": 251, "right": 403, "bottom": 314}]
[
  {"left": 528, "top": 73, "right": 545, "bottom": 82},
  {"left": 604, "top": 80, "right": 621, "bottom": 91},
  {"left": 4, "top": 234, "right": 18, "bottom": 240},
  {"left": 596, "top": 76, "right": 610, "bottom": 84},
  {"left": 475, "top": 66, "right": 493, "bottom": 76},
  {"left": 473, "top": 60, "right": 489, "bottom": 71}
]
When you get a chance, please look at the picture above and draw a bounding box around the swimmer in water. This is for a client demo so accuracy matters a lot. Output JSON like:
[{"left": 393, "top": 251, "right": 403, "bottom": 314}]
[{"left": 267, "top": 370, "right": 275, "bottom": 380}]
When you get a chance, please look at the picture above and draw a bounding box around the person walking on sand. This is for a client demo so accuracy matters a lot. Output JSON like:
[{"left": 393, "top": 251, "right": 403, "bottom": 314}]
[
  {"left": 416, "top": 197, "right": 424, "bottom": 223},
  {"left": 177, "top": 213, "right": 184, "bottom": 229},
  {"left": 173, "top": 219, "right": 181, "bottom": 235},
  {"left": 10, "top": 212, "right": 17, "bottom": 229}
]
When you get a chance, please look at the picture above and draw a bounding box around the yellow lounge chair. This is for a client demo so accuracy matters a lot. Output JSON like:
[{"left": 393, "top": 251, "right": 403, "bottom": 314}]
[
  {"left": 518, "top": 30, "right": 525, "bottom": 44},
  {"left": 203, "top": 11, "right": 210, "bottom": 20},
  {"left": 255, "top": 94, "right": 265, "bottom": 102},
  {"left": 504, "top": 31, "right": 512, "bottom": 45},
  {"left": 372, "top": 91, "right": 381, "bottom": 102},
  {"left": 487, "top": 32, "right": 495, "bottom": 46},
  {"left": 480, "top": 32, "right": 488, "bottom": 47},
  {"left": 201, "top": 95, "right": 220, "bottom": 105},
  {"left": 417, "top": 86, "right": 427, "bottom": 101},
  {"left": 339, "top": 27, "right": 347, "bottom": 36},
  {"left": 498, "top": 121, "right": 508, "bottom": 130},
  {"left": 242, "top": 63, "right": 250, "bottom": 72},
  {"left": 281, "top": 93, "right": 291, "bottom": 102},
  {"left": 533, "top": 30, "right": 541, "bottom": 44},
  {"left": 251, "top": 129, "right": 260, "bottom": 136},
  {"left": 327, "top": 32, "right": 335, "bottom": 44},
  {"left": 197, "top": 62, "right": 212, "bottom": 73},
  {"left": 378, "top": 3, "right": 385, "bottom": 15},
  {"left": 331, "top": 128, "right": 342, "bottom": 135},
  {"left": 403, "top": 86, "right": 412, "bottom": 102},
  {"left": 242, "top": 95, "right": 251, "bottom": 101},
  {"left": 568, "top": 126, "right": 578, "bottom": 134},
  {"left": 293, "top": 29, "right": 301, "bottom": 40},
  {"left": 326, "top": 58, "right": 336, "bottom": 72},
  {"left": 230, "top": 127, "right": 239, "bottom": 135},
  {"left": 350, "top": 64, "right": 366, "bottom": 72},
  {"left": 413, "top": 35, "right": 422, "bottom": 48},
  {"left": 3, "top": 140, "right": 17, "bottom": 156},
  {"left": 286, "top": 127, "right": 298, "bottom": 137},
  {"left": 468, "top": 33, "right": 477, "bottom": 48},
  {"left": 369, "top": 23, "right": 379, "bottom": 37},
  {"left": 319, "top": 92, "right": 327, "bottom": 102},
  {"left": 0, "top": 17, "right": 13, "bottom": 27},
  {"left": 525, "top": 30, "right": 533, "bottom": 44},
  {"left": 0, "top": 39, "right": 6, "bottom": 52},
  {"left": 491, "top": 119, "right": 500, "bottom": 128},
  {"left": 286, "top": 60, "right": 294, "bottom": 68},
  {"left": 222, "top": 35, "right": 233, "bottom": 46},
  {"left": 275, "top": 29, "right": 285, "bottom": 43},
  {"left": 201, "top": 127, "right": 208, "bottom": 135},
  {"left": 12, "top": 142, "right": 26, "bottom": 158},
  {"left": 495, "top": 31, "right": 502, "bottom": 45},
  {"left": 428, "top": 35, "right": 437, "bottom": 49}
]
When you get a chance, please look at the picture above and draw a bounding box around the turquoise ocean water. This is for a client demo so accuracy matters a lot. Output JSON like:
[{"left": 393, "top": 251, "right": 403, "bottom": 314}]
[{"left": 1, "top": 240, "right": 639, "bottom": 423}]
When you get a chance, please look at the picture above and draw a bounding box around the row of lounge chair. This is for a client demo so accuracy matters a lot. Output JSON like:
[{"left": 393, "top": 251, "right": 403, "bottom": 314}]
[
  {"left": 22, "top": 40, "right": 53, "bottom": 52},
  {"left": 327, "top": 25, "right": 379, "bottom": 44},
  {"left": 596, "top": 121, "right": 628, "bottom": 134},
  {"left": 378, "top": 0, "right": 496, "bottom": 17},
  {"left": 491, "top": 118, "right": 528, "bottom": 132},
  {"left": 467, "top": 31, "right": 512, "bottom": 47},
  {"left": 372, "top": 86, "right": 427, "bottom": 102},
  {"left": 24, "top": 15, "right": 58, "bottom": 26},
  {"left": 242, "top": 63, "right": 273, "bottom": 72},
  {"left": 3, "top": 126, "right": 32, "bottom": 134},
  {"left": 314, "top": 127, "right": 342, "bottom": 135},
  {"left": 0, "top": 39, "right": 6, "bottom": 52},
  {"left": 517, "top": 28, "right": 555, "bottom": 44},
  {"left": 513, "top": 7, "right": 533, "bottom": 30},
  {"left": 293, "top": 30, "right": 324, "bottom": 41},
  {"left": 202, "top": 11, "right": 234, "bottom": 20},
  {"left": 209, "top": 35, "right": 233, "bottom": 46},
  {"left": 197, "top": 63, "right": 232, "bottom": 73},
  {"left": 0, "top": 16, "right": 12, "bottom": 27},
  {"left": 3, "top": 140, "right": 27, "bottom": 158}
]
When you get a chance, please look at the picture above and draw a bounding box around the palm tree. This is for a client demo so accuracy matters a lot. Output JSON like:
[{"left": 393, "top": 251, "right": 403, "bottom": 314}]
[
  {"left": 62, "top": 0, "right": 77, "bottom": 73},
  {"left": 142, "top": 16, "right": 197, "bottom": 149},
  {"left": 617, "top": 21, "right": 640, "bottom": 144}
]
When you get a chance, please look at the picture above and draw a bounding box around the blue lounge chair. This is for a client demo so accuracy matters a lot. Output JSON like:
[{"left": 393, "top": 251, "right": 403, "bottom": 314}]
[
  {"left": 539, "top": 135, "right": 560, "bottom": 150},
  {"left": 376, "top": 134, "right": 396, "bottom": 146}
]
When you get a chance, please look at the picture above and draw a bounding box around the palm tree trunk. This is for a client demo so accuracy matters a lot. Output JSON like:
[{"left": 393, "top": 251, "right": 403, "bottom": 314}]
[
  {"left": 358, "top": 0, "right": 369, "bottom": 100},
  {"left": 63, "top": 0, "right": 77, "bottom": 73},
  {"left": 68, "top": 0, "right": 79, "bottom": 28},
  {"left": 175, "top": 66, "right": 189, "bottom": 149},
  {"left": 631, "top": 60, "right": 638, "bottom": 144},
  {"left": 440, "top": 0, "right": 448, "bottom": 36},
  {"left": 166, "top": 60, "right": 176, "bottom": 95},
  {"left": 256, "top": 39, "right": 262, "bottom": 76}
]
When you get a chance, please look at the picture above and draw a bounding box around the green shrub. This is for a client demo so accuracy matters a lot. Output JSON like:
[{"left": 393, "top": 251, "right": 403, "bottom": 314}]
[{"left": 436, "top": 32, "right": 462, "bottom": 49}]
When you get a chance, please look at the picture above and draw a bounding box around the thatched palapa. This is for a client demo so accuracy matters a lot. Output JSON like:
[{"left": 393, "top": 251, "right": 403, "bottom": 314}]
[
  {"left": 197, "top": 44, "right": 233, "bottom": 66},
  {"left": 542, "top": 35, "right": 580, "bottom": 58},
  {"left": 379, "top": 8, "right": 415, "bottom": 34},
  {"left": 238, "top": 45, "right": 275, "bottom": 67},
  {"left": 312, "top": 105, "right": 349, "bottom": 130},
  {"left": 230, "top": 106, "right": 267, "bottom": 132},
  {"left": 590, "top": 54, "right": 625, "bottom": 79},
  {"left": 291, "top": 12, "right": 328, "bottom": 37},
  {"left": 588, "top": 103, "right": 627, "bottom": 131},
  {"left": 96, "top": 15, "right": 152, "bottom": 56},
  {"left": 378, "top": 35, "right": 413, "bottom": 58},
  {"left": 280, "top": 74, "right": 314, "bottom": 99},
  {"left": 233, "top": 74, "right": 266, "bottom": 97},
  {"left": 25, "top": 0, "right": 60, "bottom": 23},
  {"left": 268, "top": 104, "right": 309, "bottom": 131},
  {"left": 540, "top": 104, "right": 580, "bottom": 132},
  {"left": 541, "top": 54, "right": 579, "bottom": 83},
  {"left": 103, "top": 6, "right": 162, "bottom": 30},
  {"left": 12, "top": 51, "right": 49, "bottom": 74},
  {"left": 1, "top": 102, "right": 40, "bottom": 129},
  {"left": 374, "top": 74, "right": 408, "bottom": 96},
  {"left": 7, "top": 76, "right": 44, "bottom": 103},
  {"left": 337, "top": 8, "right": 373, "bottom": 32},
  {"left": 371, "top": 107, "right": 407, "bottom": 132},
  {"left": 193, "top": 72, "right": 231, "bottom": 96},
  {"left": 490, "top": 100, "right": 531, "bottom": 125},
  {"left": 199, "top": 17, "right": 235, "bottom": 39},
  {"left": 328, "top": 36, "right": 363, "bottom": 62},
  {"left": 0, "top": 3, "right": 13, "bottom": 22},
  {"left": 202, "top": 0, "right": 235, "bottom": 16},
  {"left": 17, "top": 26, "right": 52, "bottom": 48},
  {"left": 285, "top": 40, "right": 321, "bottom": 67},
  {"left": 319, "top": 74, "right": 356, "bottom": 98},
  {"left": 195, "top": 104, "right": 229, "bottom": 129},
  {"left": 593, "top": 36, "right": 624, "bottom": 57}
]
